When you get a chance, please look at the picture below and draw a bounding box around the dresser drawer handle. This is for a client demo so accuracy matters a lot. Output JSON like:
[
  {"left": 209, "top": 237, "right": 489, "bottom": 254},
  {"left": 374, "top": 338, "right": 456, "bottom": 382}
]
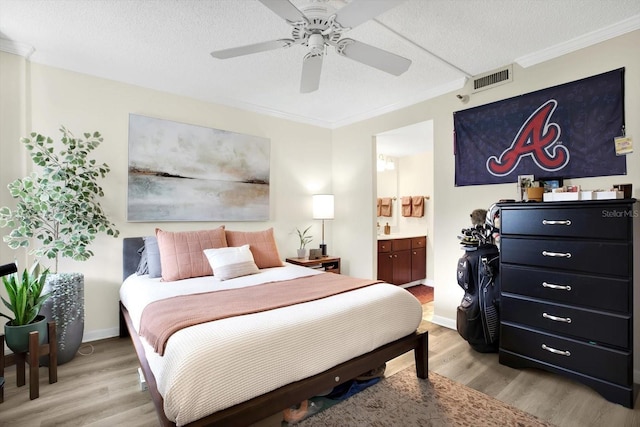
[
  {"left": 543, "top": 312, "right": 572, "bottom": 323},
  {"left": 542, "top": 344, "right": 571, "bottom": 357},
  {"left": 542, "top": 282, "right": 572, "bottom": 291},
  {"left": 542, "top": 219, "right": 572, "bottom": 226},
  {"left": 542, "top": 250, "right": 572, "bottom": 258}
]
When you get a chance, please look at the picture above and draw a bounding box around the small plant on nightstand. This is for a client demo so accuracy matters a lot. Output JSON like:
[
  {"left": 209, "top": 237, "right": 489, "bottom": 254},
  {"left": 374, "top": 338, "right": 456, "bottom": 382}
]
[{"left": 296, "top": 226, "right": 313, "bottom": 258}]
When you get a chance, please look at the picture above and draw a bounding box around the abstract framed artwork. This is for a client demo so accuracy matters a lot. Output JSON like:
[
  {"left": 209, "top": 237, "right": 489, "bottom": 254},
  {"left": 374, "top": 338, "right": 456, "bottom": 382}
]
[{"left": 127, "top": 114, "right": 270, "bottom": 221}]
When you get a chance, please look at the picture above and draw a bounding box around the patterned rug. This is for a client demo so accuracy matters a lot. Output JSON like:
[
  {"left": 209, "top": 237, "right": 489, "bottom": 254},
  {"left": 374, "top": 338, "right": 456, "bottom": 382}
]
[
  {"left": 296, "top": 368, "right": 554, "bottom": 426},
  {"left": 406, "top": 285, "right": 434, "bottom": 304}
]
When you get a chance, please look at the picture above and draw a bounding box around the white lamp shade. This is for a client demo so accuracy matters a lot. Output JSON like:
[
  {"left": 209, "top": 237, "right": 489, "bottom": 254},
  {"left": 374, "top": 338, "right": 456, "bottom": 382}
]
[{"left": 312, "top": 194, "right": 334, "bottom": 220}]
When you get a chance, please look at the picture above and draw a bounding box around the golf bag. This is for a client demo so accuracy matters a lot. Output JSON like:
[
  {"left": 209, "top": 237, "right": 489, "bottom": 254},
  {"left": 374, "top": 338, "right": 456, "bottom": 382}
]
[{"left": 456, "top": 243, "right": 501, "bottom": 352}]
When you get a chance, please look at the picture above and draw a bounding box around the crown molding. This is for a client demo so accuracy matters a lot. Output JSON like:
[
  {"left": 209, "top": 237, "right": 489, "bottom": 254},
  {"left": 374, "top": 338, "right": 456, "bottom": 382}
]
[
  {"left": 330, "top": 77, "right": 467, "bottom": 129},
  {"left": 196, "top": 93, "right": 336, "bottom": 128},
  {"left": 0, "top": 38, "right": 35, "bottom": 58},
  {"left": 516, "top": 14, "right": 640, "bottom": 68}
]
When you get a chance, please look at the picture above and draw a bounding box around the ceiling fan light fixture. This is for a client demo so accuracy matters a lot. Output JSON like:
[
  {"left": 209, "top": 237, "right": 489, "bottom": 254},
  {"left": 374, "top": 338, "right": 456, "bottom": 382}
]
[
  {"left": 308, "top": 33, "right": 325, "bottom": 55},
  {"left": 300, "top": 0, "right": 335, "bottom": 15}
]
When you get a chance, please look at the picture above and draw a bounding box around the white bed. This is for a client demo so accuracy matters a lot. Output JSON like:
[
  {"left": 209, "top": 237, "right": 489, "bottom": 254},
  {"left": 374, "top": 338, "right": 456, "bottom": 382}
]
[{"left": 120, "top": 237, "right": 428, "bottom": 426}]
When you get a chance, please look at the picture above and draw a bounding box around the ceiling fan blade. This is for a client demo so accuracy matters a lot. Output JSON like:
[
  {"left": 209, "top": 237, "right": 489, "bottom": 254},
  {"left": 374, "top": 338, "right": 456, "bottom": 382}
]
[
  {"left": 300, "top": 54, "right": 323, "bottom": 93},
  {"left": 334, "top": 0, "right": 406, "bottom": 29},
  {"left": 337, "top": 39, "right": 411, "bottom": 76},
  {"left": 258, "top": 0, "right": 306, "bottom": 23},
  {"left": 211, "top": 39, "right": 294, "bottom": 59}
]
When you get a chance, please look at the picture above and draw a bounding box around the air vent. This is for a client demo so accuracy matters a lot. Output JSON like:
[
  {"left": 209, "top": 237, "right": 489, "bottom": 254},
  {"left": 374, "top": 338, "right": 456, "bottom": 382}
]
[{"left": 472, "top": 65, "right": 513, "bottom": 93}]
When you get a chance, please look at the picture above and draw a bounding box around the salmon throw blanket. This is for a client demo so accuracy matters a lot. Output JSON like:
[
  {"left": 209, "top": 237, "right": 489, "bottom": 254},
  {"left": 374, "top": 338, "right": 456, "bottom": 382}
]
[{"left": 139, "top": 273, "right": 381, "bottom": 355}]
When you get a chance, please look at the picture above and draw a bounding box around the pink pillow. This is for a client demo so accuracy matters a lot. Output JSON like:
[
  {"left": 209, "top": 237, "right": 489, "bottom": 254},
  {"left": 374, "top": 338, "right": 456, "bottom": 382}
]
[
  {"left": 225, "top": 228, "right": 284, "bottom": 269},
  {"left": 156, "top": 227, "right": 227, "bottom": 281}
]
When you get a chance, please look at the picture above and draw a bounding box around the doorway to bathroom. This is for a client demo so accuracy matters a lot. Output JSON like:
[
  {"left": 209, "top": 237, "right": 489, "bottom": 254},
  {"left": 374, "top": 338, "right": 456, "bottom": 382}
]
[{"left": 375, "top": 120, "right": 435, "bottom": 293}]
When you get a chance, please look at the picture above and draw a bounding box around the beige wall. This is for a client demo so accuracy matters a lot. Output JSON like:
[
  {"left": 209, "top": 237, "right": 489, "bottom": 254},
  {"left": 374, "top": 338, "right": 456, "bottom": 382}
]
[
  {"left": 397, "top": 152, "right": 433, "bottom": 240},
  {"left": 0, "top": 54, "right": 332, "bottom": 340},
  {"left": 2, "top": 30, "right": 639, "bottom": 377},
  {"left": 0, "top": 52, "right": 30, "bottom": 269},
  {"left": 332, "top": 29, "right": 640, "bottom": 378}
]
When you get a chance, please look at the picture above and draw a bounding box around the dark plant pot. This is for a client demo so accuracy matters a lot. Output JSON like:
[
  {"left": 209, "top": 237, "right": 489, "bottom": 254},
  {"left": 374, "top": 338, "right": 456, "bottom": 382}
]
[
  {"left": 4, "top": 315, "right": 48, "bottom": 353},
  {"left": 40, "top": 272, "right": 84, "bottom": 365}
]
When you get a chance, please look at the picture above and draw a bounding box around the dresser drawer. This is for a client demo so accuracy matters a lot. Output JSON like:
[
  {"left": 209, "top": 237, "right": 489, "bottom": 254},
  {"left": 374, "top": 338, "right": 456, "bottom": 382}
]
[
  {"left": 501, "top": 265, "right": 630, "bottom": 313},
  {"left": 501, "top": 295, "right": 630, "bottom": 348},
  {"left": 501, "top": 237, "right": 630, "bottom": 277},
  {"left": 500, "top": 207, "right": 631, "bottom": 239},
  {"left": 501, "top": 323, "right": 632, "bottom": 386}
]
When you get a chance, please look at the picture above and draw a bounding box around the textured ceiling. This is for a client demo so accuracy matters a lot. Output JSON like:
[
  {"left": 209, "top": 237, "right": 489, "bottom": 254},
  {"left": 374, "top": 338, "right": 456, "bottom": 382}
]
[{"left": 1, "top": 0, "right": 639, "bottom": 128}]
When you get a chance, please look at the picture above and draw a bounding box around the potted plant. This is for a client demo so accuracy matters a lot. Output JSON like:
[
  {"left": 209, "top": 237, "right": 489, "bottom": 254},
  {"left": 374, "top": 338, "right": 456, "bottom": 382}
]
[
  {"left": 296, "top": 226, "right": 313, "bottom": 258},
  {"left": 1, "top": 262, "right": 50, "bottom": 353},
  {"left": 0, "top": 126, "right": 119, "bottom": 364}
]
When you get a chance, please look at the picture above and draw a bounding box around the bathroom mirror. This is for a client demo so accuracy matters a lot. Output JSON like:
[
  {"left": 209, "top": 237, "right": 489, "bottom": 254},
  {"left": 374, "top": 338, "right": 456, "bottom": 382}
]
[{"left": 376, "top": 156, "right": 398, "bottom": 227}]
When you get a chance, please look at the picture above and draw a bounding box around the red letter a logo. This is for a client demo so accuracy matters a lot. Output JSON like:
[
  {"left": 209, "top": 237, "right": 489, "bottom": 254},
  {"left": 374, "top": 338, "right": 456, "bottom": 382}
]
[{"left": 486, "top": 100, "right": 569, "bottom": 176}]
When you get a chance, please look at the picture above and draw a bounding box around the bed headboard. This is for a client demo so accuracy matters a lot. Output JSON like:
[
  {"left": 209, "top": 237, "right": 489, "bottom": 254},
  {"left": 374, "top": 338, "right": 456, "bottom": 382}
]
[{"left": 122, "top": 237, "right": 144, "bottom": 281}]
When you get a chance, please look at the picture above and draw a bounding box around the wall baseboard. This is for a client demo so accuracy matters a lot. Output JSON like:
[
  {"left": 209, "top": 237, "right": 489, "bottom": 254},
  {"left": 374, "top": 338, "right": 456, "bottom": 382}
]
[
  {"left": 430, "top": 315, "right": 455, "bottom": 330},
  {"left": 83, "top": 327, "right": 119, "bottom": 343}
]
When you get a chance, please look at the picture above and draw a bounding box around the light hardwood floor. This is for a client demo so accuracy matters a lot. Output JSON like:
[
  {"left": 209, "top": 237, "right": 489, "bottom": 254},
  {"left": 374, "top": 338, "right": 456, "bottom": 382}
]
[{"left": 1, "top": 302, "right": 638, "bottom": 426}]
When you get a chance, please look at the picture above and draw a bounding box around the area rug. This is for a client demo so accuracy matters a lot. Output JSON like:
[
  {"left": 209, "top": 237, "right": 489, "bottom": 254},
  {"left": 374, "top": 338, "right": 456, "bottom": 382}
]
[
  {"left": 406, "top": 285, "right": 434, "bottom": 304},
  {"left": 296, "top": 368, "right": 554, "bottom": 427}
]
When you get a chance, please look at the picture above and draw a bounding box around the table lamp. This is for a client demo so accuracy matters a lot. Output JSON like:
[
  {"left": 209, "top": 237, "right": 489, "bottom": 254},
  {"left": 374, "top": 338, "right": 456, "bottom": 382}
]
[{"left": 312, "top": 194, "right": 334, "bottom": 256}]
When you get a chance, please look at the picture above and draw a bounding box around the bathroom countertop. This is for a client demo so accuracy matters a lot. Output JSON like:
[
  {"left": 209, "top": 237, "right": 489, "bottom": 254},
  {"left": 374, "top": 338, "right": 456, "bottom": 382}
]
[{"left": 377, "top": 233, "right": 427, "bottom": 240}]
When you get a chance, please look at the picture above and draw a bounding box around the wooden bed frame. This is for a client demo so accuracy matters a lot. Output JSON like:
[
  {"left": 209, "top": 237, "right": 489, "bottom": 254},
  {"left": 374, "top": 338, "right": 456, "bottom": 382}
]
[{"left": 119, "top": 237, "right": 428, "bottom": 426}]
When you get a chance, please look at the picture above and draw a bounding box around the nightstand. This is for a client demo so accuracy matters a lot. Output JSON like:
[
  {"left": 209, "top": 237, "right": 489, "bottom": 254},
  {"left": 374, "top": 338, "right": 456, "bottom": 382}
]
[{"left": 285, "top": 256, "right": 341, "bottom": 274}]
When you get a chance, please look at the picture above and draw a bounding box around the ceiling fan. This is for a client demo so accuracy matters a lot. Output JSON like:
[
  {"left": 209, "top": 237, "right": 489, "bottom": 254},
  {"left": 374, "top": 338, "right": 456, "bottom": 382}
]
[{"left": 210, "top": 0, "right": 411, "bottom": 93}]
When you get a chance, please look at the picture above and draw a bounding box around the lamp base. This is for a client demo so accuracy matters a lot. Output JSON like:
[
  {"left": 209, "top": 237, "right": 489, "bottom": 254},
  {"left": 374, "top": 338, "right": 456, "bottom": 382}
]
[{"left": 319, "top": 243, "right": 327, "bottom": 256}]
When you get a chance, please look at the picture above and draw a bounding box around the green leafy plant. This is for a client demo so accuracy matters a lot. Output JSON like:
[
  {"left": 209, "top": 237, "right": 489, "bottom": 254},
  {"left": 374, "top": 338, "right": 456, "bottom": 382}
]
[
  {"left": 1, "top": 262, "right": 50, "bottom": 326},
  {"left": 296, "top": 226, "right": 313, "bottom": 250},
  {"left": 0, "top": 127, "right": 120, "bottom": 272}
]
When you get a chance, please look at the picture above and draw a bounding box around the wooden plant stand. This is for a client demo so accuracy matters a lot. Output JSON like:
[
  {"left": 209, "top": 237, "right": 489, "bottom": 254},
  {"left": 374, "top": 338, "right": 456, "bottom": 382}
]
[{"left": 0, "top": 321, "right": 58, "bottom": 402}]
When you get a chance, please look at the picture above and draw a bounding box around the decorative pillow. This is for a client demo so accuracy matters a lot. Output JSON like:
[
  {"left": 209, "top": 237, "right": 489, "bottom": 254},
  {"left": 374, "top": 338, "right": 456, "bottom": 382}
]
[
  {"left": 156, "top": 227, "right": 227, "bottom": 281},
  {"left": 203, "top": 244, "right": 259, "bottom": 281},
  {"left": 135, "top": 244, "right": 148, "bottom": 275},
  {"left": 225, "top": 228, "right": 284, "bottom": 269},
  {"left": 144, "top": 236, "right": 162, "bottom": 278}
]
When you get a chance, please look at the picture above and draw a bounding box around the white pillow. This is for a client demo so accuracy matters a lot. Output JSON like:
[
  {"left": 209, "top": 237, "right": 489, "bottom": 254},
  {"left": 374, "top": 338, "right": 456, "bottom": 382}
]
[{"left": 203, "top": 244, "right": 259, "bottom": 281}]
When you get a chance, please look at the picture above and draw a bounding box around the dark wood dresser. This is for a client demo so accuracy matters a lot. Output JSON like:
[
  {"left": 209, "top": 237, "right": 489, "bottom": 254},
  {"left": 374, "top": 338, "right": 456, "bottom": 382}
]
[{"left": 498, "top": 199, "right": 638, "bottom": 408}]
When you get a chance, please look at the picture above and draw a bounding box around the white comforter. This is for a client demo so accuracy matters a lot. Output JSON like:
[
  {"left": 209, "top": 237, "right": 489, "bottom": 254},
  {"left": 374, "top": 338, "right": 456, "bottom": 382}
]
[{"left": 120, "top": 263, "right": 423, "bottom": 426}]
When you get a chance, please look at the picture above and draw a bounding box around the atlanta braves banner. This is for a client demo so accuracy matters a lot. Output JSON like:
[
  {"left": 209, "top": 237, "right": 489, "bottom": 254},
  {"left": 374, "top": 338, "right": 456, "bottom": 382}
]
[{"left": 454, "top": 68, "right": 625, "bottom": 186}]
